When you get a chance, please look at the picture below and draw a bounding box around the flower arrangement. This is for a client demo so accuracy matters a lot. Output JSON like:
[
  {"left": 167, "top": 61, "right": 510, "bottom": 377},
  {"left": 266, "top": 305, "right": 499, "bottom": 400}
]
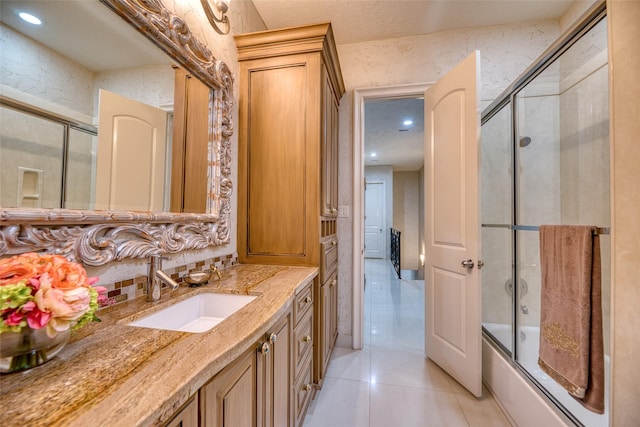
[{"left": 0, "top": 252, "right": 107, "bottom": 338}]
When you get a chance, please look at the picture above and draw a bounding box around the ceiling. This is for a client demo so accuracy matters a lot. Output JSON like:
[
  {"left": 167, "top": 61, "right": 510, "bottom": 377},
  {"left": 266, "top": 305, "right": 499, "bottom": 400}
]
[
  {"left": 251, "top": 0, "right": 575, "bottom": 46},
  {"left": 252, "top": 0, "right": 576, "bottom": 171}
]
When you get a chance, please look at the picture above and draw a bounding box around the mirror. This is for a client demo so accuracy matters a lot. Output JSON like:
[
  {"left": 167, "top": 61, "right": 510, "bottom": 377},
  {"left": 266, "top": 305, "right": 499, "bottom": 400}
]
[{"left": 0, "top": 0, "right": 234, "bottom": 265}]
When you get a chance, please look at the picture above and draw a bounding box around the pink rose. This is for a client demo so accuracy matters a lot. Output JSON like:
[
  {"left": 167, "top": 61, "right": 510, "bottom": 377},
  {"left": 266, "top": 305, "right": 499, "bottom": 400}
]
[
  {"left": 34, "top": 286, "right": 91, "bottom": 323},
  {"left": 5, "top": 310, "right": 24, "bottom": 326},
  {"left": 26, "top": 307, "right": 50, "bottom": 329},
  {"left": 21, "top": 301, "right": 36, "bottom": 312},
  {"left": 28, "top": 278, "right": 40, "bottom": 292}
]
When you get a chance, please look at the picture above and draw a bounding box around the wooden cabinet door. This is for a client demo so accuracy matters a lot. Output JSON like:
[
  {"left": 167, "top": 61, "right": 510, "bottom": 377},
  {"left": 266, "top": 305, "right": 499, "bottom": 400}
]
[
  {"left": 257, "top": 313, "right": 292, "bottom": 427},
  {"left": 318, "top": 271, "right": 338, "bottom": 379},
  {"left": 201, "top": 347, "right": 258, "bottom": 427},
  {"left": 238, "top": 54, "right": 321, "bottom": 266},
  {"left": 321, "top": 70, "right": 339, "bottom": 217},
  {"left": 293, "top": 353, "right": 314, "bottom": 427},
  {"left": 165, "top": 396, "right": 198, "bottom": 427},
  {"left": 321, "top": 279, "right": 331, "bottom": 373},
  {"left": 330, "top": 79, "right": 339, "bottom": 216},
  {"left": 329, "top": 275, "right": 338, "bottom": 349}
]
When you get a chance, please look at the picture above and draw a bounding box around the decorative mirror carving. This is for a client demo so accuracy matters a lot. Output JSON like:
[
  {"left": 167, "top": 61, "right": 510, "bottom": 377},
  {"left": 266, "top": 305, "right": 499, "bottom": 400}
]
[{"left": 0, "top": 0, "right": 234, "bottom": 265}]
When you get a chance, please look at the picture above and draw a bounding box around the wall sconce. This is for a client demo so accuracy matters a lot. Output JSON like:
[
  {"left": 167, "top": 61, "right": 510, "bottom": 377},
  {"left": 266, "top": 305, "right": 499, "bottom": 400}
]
[{"left": 201, "top": 0, "right": 231, "bottom": 35}]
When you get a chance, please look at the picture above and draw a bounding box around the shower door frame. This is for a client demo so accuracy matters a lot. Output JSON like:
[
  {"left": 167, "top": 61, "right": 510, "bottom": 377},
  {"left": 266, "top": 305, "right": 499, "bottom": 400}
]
[{"left": 480, "top": 2, "right": 609, "bottom": 425}]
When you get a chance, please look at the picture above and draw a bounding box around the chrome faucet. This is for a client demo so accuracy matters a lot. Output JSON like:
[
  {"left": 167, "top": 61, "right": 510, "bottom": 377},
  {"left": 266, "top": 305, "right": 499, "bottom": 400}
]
[{"left": 147, "top": 255, "right": 180, "bottom": 302}]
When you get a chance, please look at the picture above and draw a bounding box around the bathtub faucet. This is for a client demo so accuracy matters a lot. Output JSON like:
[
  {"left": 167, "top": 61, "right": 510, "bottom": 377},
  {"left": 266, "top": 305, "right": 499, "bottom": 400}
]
[{"left": 520, "top": 304, "right": 529, "bottom": 315}]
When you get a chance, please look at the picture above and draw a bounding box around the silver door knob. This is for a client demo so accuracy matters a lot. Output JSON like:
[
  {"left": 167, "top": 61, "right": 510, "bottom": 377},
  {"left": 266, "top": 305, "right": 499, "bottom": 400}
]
[{"left": 461, "top": 259, "right": 474, "bottom": 269}]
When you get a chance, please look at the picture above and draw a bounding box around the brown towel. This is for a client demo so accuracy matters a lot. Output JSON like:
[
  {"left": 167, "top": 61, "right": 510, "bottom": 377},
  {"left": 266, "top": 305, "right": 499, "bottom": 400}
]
[{"left": 538, "top": 225, "right": 604, "bottom": 414}]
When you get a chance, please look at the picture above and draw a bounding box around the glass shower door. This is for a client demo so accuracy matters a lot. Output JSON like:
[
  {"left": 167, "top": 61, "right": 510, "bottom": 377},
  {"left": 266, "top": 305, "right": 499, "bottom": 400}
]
[
  {"left": 480, "top": 103, "right": 514, "bottom": 354},
  {"left": 514, "top": 15, "right": 610, "bottom": 426}
]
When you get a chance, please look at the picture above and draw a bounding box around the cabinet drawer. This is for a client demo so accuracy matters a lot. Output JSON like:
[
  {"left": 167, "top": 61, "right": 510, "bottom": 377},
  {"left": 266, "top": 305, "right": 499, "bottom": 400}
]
[
  {"left": 293, "top": 310, "right": 313, "bottom": 378},
  {"left": 320, "top": 238, "right": 338, "bottom": 283},
  {"left": 293, "top": 281, "right": 313, "bottom": 326},
  {"left": 293, "top": 352, "right": 314, "bottom": 427}
]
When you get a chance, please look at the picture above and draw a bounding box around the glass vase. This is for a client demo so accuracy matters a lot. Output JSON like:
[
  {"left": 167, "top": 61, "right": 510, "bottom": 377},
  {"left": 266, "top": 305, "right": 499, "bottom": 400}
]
[{"left": 0, "top": 327, "right": 70, "bottom": 373}]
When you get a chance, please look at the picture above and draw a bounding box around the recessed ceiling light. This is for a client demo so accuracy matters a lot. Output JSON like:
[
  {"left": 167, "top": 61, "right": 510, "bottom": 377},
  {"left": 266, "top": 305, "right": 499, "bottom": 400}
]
[
  {"left": 403, "top": 119, "right": 413, "bottom": 126},
  {"left": 19, "top": 12, "right": 42, "bottom": 25}
]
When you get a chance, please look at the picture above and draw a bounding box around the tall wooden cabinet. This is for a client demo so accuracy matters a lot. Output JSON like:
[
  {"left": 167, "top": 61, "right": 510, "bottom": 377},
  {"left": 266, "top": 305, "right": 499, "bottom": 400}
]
[{"left": 235, "top": 23, "right": 345, "bottom": 393}]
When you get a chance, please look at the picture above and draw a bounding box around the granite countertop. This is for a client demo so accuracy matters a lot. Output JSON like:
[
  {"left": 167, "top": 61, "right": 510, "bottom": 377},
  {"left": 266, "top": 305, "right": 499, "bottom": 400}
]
[{"left": 0, "top": 264, "right": 318, "bottom": 426}]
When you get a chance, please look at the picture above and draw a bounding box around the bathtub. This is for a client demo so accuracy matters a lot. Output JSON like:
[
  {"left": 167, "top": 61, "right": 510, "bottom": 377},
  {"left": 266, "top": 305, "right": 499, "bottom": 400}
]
[{"left": 483, "top": 323, "right": 609, "bottom": 427}]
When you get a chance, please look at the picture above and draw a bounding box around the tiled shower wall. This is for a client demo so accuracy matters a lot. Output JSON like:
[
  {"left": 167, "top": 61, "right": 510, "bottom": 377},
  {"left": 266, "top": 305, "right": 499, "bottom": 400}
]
[{"left": 0, "top": 107, "right": 65, "bottom": 208}]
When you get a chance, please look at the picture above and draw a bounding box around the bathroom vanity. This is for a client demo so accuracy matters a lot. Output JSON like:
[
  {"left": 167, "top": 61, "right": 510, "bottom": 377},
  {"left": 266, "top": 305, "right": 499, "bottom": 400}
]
[{"left": 0, "top": 264, "right": 317, "bottom": 426}]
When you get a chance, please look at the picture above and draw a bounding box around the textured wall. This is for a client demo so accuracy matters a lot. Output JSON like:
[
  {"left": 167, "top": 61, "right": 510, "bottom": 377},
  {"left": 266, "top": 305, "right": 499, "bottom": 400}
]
[
  {"left": 338, "top": 21, "right": 560, "bottom": 103},
  {"left": 93, "top": 65, "right": 175, "bottom": 117},
  {"left": 0, "top": 24, "right": 95, "bottom": 122}
]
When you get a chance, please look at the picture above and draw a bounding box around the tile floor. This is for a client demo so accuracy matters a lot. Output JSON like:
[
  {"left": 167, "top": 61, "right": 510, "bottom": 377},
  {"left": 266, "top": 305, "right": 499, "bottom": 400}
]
[{"left": 303, "top": 258, "right": 512, "bottom": 427}]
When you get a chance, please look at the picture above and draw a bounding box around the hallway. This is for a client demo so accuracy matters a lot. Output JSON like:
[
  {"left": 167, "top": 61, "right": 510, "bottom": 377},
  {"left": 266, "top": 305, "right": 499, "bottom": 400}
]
[{"left": 303, "top": 258, "right": 511, "bottom": 427}]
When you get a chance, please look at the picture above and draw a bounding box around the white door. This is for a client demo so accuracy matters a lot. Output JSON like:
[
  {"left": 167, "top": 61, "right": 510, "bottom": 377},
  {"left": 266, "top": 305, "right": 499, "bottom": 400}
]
[
  {"left": 364, "top": 181, "right": 385, "bottom": 258},
  {"left": 95, "top": 89, "right": 168, "bottom": 211},
  {"left": 424, "top": 51, "right": 482, "bottom": 397}
]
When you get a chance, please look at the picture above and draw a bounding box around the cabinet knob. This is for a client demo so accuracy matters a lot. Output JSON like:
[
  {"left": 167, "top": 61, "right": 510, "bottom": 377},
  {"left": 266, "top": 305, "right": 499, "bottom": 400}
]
[
  {"left": 332, "top": 240, "right": 337, "bottom": 246},
  {"left": 331, "top": 208, "right": 337, "bottom": 214},
  {"left": 260, "top": 342, "right": 270, "bottom": 355},
  {"left": 303, "top": 335, "right": 312, "bottom": 343},
  {"left": 331, "top": 279, "right": 336, "bottom": 287},
  {"left": 269, "top": 332, "right": 277, "bottom": 344},
  {"left": 304, "top": 296, "right": 312, "bottom": 304},
  {"left": 304, "top": 384, "right": 312, "bottom": 392}
]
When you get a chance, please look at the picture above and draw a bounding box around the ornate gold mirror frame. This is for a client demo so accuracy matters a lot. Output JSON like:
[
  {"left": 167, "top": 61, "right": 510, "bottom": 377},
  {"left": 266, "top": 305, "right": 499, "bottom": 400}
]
[{"left": 0, "top": 0, "right": 234, "bottom": 266}]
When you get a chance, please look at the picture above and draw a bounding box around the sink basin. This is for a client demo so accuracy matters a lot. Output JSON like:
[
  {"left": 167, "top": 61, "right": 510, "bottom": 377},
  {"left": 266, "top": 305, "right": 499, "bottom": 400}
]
[{"left": 127, "top": 293, "right": 257, "bottom": 333}]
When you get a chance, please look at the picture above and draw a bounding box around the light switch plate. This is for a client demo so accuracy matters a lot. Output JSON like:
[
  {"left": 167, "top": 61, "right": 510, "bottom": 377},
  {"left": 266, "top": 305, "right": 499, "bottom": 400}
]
[{"left": 338, "top": 205, "right": 349, "bottom": 218}]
